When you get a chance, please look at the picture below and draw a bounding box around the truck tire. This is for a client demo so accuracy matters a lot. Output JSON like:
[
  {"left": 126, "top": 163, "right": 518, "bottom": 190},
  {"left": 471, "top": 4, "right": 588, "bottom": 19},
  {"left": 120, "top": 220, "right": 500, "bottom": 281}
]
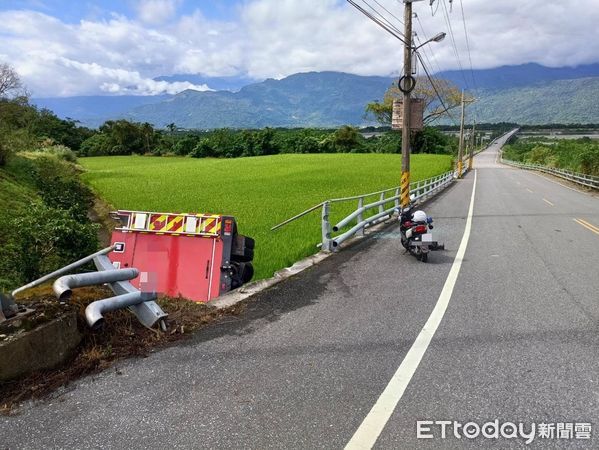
[
  {"left": 231, "top": 247, "right": 254, "bottom": 262},
  {"left": 231, "top": 234, "right": 255, "bottom": 262}
]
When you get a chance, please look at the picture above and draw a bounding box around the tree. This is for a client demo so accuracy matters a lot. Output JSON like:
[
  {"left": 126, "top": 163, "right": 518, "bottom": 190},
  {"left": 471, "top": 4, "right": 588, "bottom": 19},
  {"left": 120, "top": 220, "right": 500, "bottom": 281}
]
[
  {"left": 365, "top": 76, "right": 467, "bottom": 126},
  {"left": 0, "top": 63, "right": 24, "bottom": 98},
  {"left": 332, "top": 125, "right": 361, "bottom": 153}
]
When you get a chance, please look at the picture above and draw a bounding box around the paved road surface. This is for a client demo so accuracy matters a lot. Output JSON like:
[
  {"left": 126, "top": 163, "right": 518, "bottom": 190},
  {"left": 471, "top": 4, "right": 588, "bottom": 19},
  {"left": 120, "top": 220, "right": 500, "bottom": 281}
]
[{"left": 2, "top": 132, "right": 598, "bottom": 449}]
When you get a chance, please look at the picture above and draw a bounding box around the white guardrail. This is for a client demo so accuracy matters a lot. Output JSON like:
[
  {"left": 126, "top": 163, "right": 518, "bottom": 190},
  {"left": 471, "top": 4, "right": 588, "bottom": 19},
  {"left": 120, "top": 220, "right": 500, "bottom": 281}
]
[
  {"left": 501, "top": 157, "right": 599, "bottom": 190},
  {"left": 272, "top": 164, "right": 470, "bottom": 252}
]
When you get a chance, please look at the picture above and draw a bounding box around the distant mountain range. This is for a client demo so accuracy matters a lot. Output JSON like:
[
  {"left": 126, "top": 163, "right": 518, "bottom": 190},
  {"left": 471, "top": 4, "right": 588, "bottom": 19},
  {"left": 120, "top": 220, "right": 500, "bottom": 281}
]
[{"left": 33, "top": 63, "right": 599, "bottom": 128}]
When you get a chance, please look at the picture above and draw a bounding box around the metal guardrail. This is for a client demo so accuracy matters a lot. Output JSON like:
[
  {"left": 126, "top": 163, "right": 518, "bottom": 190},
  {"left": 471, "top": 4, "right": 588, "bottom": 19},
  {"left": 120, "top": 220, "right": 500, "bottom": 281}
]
[
  {"left": 322, "top": 170, "right": 458, "bottom": 251},
  {"left": 501, "top": 157, "right": 599, "bottom": 190},
  {"left": 272, "top": 167, "right": 467, "bottom": 252},
  {"left": 271, "top": 131, "right": 517, "bottom": 254}
]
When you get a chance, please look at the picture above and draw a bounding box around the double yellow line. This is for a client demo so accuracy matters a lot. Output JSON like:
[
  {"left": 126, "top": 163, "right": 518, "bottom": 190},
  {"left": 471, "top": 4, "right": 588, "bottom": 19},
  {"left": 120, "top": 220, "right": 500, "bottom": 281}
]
[{"left": 574, "top": 218, "right": 599, "bottom": 236}]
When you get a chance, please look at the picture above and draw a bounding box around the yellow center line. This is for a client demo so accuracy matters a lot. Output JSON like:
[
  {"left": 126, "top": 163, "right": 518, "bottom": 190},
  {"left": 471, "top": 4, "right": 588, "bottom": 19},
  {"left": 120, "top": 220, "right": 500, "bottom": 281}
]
[
  {"left": 577, "top": 218, "right": 599, "bottom": 233},
  {"left": 574, "top": 218, "right": 599, "bottom": 236},
  {"left": 542, "top": 198, "right": 554, "bottom": 206}
]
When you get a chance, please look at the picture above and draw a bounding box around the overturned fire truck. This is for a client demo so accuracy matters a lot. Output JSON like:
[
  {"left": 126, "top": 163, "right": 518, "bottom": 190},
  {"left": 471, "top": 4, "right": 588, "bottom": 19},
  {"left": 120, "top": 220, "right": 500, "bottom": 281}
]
[{"left": 108, "top": 210, "right": 254, "bottom": 302}]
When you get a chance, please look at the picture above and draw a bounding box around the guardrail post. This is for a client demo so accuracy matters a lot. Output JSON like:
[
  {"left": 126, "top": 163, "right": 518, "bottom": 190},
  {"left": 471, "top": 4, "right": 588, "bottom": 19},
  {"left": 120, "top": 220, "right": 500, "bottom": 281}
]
[
  {"left": 394, "top": 189, "right": 400, "bottom": 209},
  {"left": 357, "top": 197, "right": 365, "bottom": 236},
  {"left": 379, "top": 192, "right": 385, "bottom": 215},
  {"left": 321, "top": 201, "right": 333, "bottom": 252}
]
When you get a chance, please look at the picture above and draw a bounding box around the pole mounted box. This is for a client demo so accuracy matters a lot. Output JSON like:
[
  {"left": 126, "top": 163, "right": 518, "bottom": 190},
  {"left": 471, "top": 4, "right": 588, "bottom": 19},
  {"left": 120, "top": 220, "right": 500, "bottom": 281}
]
[
  {"left": 107, "top": 210, "right": 254, "bottom": 302},
  {"left": 392, "top": 98, "right": 424, "bottom": 131}
]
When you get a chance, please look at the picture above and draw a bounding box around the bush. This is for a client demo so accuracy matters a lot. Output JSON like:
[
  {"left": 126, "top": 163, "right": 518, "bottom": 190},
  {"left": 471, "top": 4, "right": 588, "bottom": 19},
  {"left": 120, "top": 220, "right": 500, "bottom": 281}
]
[
  {"left": 38, "top": 144, "right": 78, "bottom": 163},
  {"left": 190, "top": 140, "right": 215, "bottom": 158},
  {"left": 6, "top": 202, "right": 99, "bottom": 282},
  {"left": 30, "top": 155, "right": 94, "bottom": 222},
  {"left": 173, "top": 135, "right": 200, "bottom": 156}
]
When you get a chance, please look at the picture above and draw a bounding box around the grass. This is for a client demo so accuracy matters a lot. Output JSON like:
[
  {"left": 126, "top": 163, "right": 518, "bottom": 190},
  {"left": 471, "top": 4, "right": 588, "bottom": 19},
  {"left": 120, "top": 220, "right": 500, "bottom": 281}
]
[{"left": 79, "top": 153, "right": 453, "bottom": 280}]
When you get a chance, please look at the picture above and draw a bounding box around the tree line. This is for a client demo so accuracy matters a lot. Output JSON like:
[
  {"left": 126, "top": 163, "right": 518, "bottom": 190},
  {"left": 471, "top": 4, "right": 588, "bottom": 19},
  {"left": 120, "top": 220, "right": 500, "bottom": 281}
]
[{"left": 503, "top": 137, "right": 599, "bottom": 176}]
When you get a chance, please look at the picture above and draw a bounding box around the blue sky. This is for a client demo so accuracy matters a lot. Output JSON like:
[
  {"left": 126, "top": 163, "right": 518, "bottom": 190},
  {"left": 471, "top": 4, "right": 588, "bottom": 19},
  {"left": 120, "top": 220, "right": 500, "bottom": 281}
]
[
  {"left": 0, "top": 0, "right": 240, "bottom": 22},
  {"left": 1, "top": 0, "right": 598, "bottom": 97}
]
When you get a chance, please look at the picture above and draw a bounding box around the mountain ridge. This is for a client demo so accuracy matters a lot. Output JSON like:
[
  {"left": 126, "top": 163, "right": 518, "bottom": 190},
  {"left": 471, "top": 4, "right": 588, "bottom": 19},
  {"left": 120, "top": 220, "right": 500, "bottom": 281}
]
[{"left": 32, "top": 63, "right": 599, "bottom": 128}]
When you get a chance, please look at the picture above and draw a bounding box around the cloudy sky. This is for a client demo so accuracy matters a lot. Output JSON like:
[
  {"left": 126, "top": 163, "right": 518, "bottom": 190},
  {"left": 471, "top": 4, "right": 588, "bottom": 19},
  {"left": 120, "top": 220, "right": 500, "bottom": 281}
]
[{"left": 1, "top": 0, "right": 598, "bottom": 97}]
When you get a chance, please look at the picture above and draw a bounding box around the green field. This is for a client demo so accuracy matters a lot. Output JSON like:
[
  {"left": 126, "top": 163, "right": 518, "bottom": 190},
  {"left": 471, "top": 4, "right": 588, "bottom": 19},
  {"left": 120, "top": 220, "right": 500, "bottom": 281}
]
[{"left": 80, "top": 153, "right": 453, "bottom": 280}]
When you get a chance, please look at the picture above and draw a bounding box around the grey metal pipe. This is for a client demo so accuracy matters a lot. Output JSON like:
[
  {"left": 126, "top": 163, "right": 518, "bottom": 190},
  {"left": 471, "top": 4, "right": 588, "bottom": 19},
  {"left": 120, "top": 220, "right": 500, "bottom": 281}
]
[
  {"left": 93, "top": 255, "right": 168, "bottom": 329},
  {"left": 12, "top": 245, "right": 115, "bottom": 297},
  {"left": 53, "top": 268, "right": 139, "bottom": 301},
  {"left": 85, "top": 291, "right": 156, "bottom": 330}
]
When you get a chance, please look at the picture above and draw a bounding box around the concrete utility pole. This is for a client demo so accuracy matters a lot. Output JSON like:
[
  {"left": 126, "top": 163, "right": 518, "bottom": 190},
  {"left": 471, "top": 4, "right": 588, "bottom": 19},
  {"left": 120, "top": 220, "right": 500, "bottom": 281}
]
[
  {"left": 400, "top": 0, "right": 413, "bottom": 208},
  {"left": 457, "top": 89, "right": 466, "bottom": 177},
  {"left": 468, "top": 119, "right": 476, "bottom": 170}
]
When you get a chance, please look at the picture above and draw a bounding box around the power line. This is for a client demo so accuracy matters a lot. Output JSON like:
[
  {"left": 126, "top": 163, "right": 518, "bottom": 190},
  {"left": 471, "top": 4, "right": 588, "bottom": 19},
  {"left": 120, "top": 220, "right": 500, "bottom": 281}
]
[
  {"left": 345, "top": 0, "right": 407, "bottom": 45},
  {"left": 415, "top": 13, "right": 443, "bottom": 76},
  {"left": 345, "top": 0, "right": 458, "bottom": 126},
  {"left": 458, "top": 0, "right": 477, "bottom": 91},
  {"left": 440, "top": 0, "right": 469, "bottom": 89},
  {"left": 416, "top": 52, "right": 459, "bottom": 126},
  {"left": 358, "top": 0, "right": 404, "bottom": 37},
  {"left": 371, "top": 0, "right": 404, "bottom": 26}
]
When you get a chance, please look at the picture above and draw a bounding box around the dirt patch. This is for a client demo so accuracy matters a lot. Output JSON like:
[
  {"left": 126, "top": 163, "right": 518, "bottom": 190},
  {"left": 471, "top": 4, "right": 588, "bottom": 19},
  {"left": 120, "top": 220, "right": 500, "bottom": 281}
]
[{"left": 0, "top": 285, "right": 245, "bottom": 415}]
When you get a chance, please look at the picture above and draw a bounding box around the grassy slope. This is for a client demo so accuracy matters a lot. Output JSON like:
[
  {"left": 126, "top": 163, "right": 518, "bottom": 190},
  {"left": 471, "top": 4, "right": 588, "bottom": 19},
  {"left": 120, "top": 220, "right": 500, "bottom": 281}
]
[
  {"left": 80, "top": 153, "right": 453, "bottom": 279},
  {"left": 0, "top": 159, "right": 38, "bottom": 216}
]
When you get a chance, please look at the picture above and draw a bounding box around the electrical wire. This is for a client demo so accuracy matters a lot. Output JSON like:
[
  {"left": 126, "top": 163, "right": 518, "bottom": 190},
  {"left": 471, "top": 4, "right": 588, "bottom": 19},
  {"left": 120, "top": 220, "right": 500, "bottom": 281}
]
[
  {"left": 458, "top": 0, "right": 478, "bottom": 94},
  {"left": 345, "top": 0, "right": 407, "bottom": 45},
  {"left": 417, "top": 52, "right": 459, "bottom": 126},
  {"left": 345, "top": 0, "right": 460, "bottom": 126},
  {"left": 415, "top": 13, "right": 443, "bottom": 76},
  {"left": 372, "top": 0, "right": 404, "bottom": 26},
  {"left": 358, "top": 0, "right": 404, "bottom": 37},
  {"left": 440, "top": 0, "right": 469, "bottom": 89}
]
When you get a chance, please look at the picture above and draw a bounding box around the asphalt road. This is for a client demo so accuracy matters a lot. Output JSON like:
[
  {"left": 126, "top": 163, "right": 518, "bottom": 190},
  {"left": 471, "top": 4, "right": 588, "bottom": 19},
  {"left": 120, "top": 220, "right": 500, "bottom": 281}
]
[{"left": 2, "top": 132, "right": 598, "bottom": 449}]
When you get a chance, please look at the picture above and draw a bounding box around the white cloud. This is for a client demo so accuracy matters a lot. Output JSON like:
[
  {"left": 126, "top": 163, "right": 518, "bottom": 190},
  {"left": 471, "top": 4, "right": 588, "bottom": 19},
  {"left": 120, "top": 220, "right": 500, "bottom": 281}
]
[
  {"left": 1, "top": 0, "right": 599, "bottom": 97},
  {"left": 135, "top": 0, "right": 181, "bottom": 25}
]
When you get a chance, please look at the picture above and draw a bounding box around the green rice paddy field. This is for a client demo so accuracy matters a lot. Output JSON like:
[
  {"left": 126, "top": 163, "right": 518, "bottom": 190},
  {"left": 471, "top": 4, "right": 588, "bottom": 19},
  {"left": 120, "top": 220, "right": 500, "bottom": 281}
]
[{"left": 80, "top": 153, "right": 453, "bottom": 280}]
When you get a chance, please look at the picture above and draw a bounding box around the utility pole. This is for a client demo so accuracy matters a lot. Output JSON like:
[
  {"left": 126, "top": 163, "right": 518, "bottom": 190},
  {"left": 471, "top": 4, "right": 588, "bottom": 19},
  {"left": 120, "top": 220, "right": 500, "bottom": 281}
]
[
  {"left": 400, "top": 1, "right": 414, "bottom": 208},
  {"left": 468, "top": 119, "right": 476, "bottom": 170},
  {"left": 457, "top": 89, "right": 466, "bottom": 177}
]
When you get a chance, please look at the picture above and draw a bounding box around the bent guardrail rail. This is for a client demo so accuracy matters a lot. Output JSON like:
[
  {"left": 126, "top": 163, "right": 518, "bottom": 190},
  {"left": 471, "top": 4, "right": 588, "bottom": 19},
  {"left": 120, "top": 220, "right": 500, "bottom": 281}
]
[{"left": 500, "top": 157, "right": 599, "bottom": 190}]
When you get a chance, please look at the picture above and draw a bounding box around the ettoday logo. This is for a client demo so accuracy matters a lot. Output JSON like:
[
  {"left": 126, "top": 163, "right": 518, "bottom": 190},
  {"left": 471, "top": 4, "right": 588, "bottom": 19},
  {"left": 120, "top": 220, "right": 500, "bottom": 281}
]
[{"left": 416, "top": 420, "right": 592, "bottom": 444}]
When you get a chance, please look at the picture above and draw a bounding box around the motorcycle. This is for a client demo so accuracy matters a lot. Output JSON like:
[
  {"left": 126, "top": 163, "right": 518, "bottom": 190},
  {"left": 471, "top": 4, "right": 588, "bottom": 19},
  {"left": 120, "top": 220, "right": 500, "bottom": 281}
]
[{"left": 398, "top": 205, "right": 444, "bottom": 262}]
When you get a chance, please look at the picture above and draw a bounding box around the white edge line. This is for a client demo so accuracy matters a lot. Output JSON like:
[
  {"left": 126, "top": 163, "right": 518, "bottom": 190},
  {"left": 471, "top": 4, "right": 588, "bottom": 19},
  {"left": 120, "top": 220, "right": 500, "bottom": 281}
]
[{"left": 344, "top": 170, "right": 478, "bottom": 450}]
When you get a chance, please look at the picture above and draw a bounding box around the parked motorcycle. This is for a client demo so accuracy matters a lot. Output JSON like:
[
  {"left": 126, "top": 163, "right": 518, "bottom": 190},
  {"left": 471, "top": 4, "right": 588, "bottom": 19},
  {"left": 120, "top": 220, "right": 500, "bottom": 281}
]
[{"left": 398, "top": 206, "right": 444, "bottom": 262}]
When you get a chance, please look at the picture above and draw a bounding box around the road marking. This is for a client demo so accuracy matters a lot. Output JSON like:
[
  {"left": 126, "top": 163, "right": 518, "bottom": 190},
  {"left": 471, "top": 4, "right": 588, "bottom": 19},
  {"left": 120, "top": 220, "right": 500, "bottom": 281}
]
[
  {"left": 574, "top": 218, "right": 599, "bottom": 235},
  {"left": 344, "top": 170, "right": 478, "bottom": 450},
  {"left": 526, "top": 188, "right": 534, "bottom": 193},
  {"left": 543, "top": 198, "right": 554, "bottom": 206}
]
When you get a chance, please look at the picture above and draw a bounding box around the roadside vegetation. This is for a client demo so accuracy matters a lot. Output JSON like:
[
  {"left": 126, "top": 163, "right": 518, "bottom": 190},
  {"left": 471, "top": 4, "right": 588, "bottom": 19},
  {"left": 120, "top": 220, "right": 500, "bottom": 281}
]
[
  {"left": 503, "top": 136, "right": 599, "bottom": 176},
  {"left": 0, "top": 87, "right": 100, "bottom": 291}
]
